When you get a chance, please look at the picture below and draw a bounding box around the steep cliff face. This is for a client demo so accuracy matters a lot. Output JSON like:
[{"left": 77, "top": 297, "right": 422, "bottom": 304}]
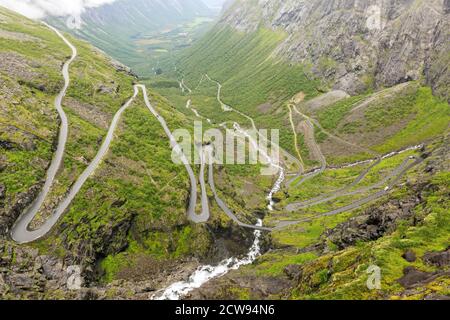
[{"left": 221, "top": 0, "right": 449, "bottom": 99}]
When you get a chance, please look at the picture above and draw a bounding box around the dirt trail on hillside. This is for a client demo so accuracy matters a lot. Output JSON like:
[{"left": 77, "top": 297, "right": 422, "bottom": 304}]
[{"left": 288, "top": 104, "right": 305, "bottom": 172}]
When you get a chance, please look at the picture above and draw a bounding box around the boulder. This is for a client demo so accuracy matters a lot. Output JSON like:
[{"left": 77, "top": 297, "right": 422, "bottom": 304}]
[
  {"left": 284, "top": 264, "right": 303, "bottom": 280},
  {"left": 402, "top": 250, "right": 417, "bottom": 263},
  {"left": 423, "top": 248, "right": 450, "bottom": 267},
  {"left": 397, "top": 267, "right": 450, "bottom": 289}
]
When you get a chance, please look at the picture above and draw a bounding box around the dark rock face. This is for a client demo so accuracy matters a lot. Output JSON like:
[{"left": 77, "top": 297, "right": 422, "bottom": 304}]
[
  {"left": 284, "top": 264, "right": 303, "bottom": 281},
  {"left": 323, "top": 195, "right": 422, "bottom": 250},
  {"left": 57, "top": 212, "right": 136, "bottom": 277},
  {"left": 0, "top": 183, "right": 42, "bottom": 237},
  {"left": 222, "top": 0, "right": 449, "bottom": 99},
  {"left": 397, "top": 266, "right": 450, "bottom": 289},
  {"left": 0, "top": 140, "right": 17, "bottom": 150},
  {"left": 187, "top": 275, "right": 291, "bottom": 300},
  {"left": 402, "top": 250, "right": 417, "bottom": 263},
  {"left": 424, "top": 294, "right": 450, "bottom": 301},
  {"left": 423, "top": 248, "right": 450, "bottom": 267},
  {"left": 444, "top": 0, "right": 450, "bottom": 14},
  {"left": 0, "top": 184, "right": 5, "bottom": 200},
  {"left": 424, "top": 15, "right": 450, "bottom": 103},
  {"left": 0, "top": 241, "right": 69, "bottom": 298}
]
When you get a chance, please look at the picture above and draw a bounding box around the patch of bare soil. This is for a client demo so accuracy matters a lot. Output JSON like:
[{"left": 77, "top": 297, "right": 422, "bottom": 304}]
[
  {"left": 257, "top": 102, "right": 272, "bottom": 114},
  {"left": 0, "top": 52, "right": 39, "bottom": 82},
  {"left": 292, "top": 91, "right": 306, "bottom": 104},
  {"left": 319, "top": 136, "right": 366, "bottom": 160},
  {"left": 305, "top": 90, "right": 350, "bottom": 113},
  {"left": 298, "top": 120, "right": 323, "bottom": 163},
  {"left": 0, "top": 29, "right": 40, "bottom": 42},
  {"left": 65, "top": 97, "right": 112, "bottom": 130}
]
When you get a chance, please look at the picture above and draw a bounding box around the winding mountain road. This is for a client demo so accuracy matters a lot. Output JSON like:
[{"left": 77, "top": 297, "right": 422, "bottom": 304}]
[
  {"left": 11, "top": 85, "right": 139, "bottom": 243},
  {"left": 205, "top": 146, "right": 272, "bottom": 231},
  {"left": 286, "top": 156, "right": 413, "bottom": 212},
  {"left": 286, "top": 102, "right": 381, "bottom": 188},
  {"left": 176, "top": 74, "right": 424, "bottom": 232},
  {"left": 287, "top": 104, "right": 305, "bottom": 172},
  {"left": 276, "top": 155, "right": 424, "bottom": 230},
  {"left": 293, "top": 104, "right": 378, "bottom": 156},
  {"left": 10, "top": 23, "right": 77, "bottom": 244},
  {"left": 11, "top": 25, "right": 211, "bottom": 244},
  {"left": 10, "top": 25, "right": 425, "bottom": 243},
  {"left": 290, "top": 118, "right": 327, "bottom": 188},
  {"left": 137, "top": 85, "right": 210, "bottom": 223},
  {"left": 205, "top": 74, "right": 302, "bottom": 171}
]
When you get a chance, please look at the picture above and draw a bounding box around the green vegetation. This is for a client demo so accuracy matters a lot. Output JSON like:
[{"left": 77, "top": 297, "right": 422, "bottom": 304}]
[
  {"left": 373, "top": 87, "right": 450, "bottom": 153},
  {"left": 0, "top": 7, "right": 216, "bottom": 284},
  {"left": 314, "top": 95, "right": 367, "bottom": 132},
  {"left": 2, "top": 3, "right": 449, "bottom": 300},
  {"left": 290, "top": 170, "right": 450, "bottom": 300},
  {"left": 287, "top": 150, "right": 418, "bottom": 202},
  {"left": 303, "top": 84, "right": 450, "bottom": 166},
  {"left": 254, "top": 252, "right": 318, "bottom": 277},
  {"left": 178, "top": 27, "right": 319, "bottom": 108},
  {"left": 0, "top": 9, "right": 69, "bottom": 221},
  {"left": 47, "top": 2, "right": 215, "bottom": 76},
  {"left": 150, "top": 26, "right": 321, "bottom": 157}
]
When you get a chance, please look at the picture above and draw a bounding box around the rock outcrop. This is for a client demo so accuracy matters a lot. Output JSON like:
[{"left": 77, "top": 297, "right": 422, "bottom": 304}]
[
  {"left": 0, "top": 183, "right": 43, "bottom": 238},
  {"left": 322, "top": 189, "right": 424, "bottom": 250},
  {"left": 423, "top": 247, "right": 450, "bottom": 267},
  {"left": 397, "top": 266, "right": 450, "bottom": 289},
  {"left": 222, "top": 0, "right": 449, "bottom": 99},
  {"left": 0, "top": 241, "right": 70, "bottom": 299}
]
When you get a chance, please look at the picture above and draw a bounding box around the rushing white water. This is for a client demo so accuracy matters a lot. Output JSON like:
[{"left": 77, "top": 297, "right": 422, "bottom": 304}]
[
  {"left": 232, "top": 122, "right": 285, "bottom": 211},
  {"left": 154, "top": 78, "right": 288, "bottom": 300},
  {"left": 154, "top": 220, "right": 263, "bottom": 300},
  {"left": 153, "top": 124, "right": 284, "bottom": 299},
  {"left": 382, "top": 144, "right": 423, "bottom": 159},
  {"left": 267, "top": 169, "right": 285, "bottom": 211}
]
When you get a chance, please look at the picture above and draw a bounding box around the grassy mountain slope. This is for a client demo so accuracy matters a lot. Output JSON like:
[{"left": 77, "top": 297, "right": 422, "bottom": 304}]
[
  {"left": 47, "top": 0, "right": 215, "bottom": 76},
  {"left": 151, "top": 25, "right": 321, "bottom": 159},
  {"left": 144, "top": 1, "right": 450, "bottom": 300},
  {"left": 220, "top": 0, "right": 450, "bottom": 101},
  {"left": 0, "top": 7, "right": 264, "bottom": 298}
]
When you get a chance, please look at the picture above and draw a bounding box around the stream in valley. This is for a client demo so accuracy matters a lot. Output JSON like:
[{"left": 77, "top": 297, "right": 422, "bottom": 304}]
[{"left": 154, "top": 219, "right": 263, "bottom": 300}]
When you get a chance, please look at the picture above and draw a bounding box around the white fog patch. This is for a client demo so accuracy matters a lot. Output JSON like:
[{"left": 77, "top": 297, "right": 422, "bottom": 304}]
[{"left": 0, "top": 0, "right": 116, "bottom": 19}]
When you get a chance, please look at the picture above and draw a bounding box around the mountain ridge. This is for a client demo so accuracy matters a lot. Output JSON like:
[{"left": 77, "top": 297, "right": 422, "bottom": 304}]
[{"left": 219, "top": 0, "right": 449, "bottom": 100}]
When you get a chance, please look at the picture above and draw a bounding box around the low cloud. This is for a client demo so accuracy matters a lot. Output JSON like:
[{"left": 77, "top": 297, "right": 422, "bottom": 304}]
[{"left": 0, "top": 0, "right": 116, "bottom": 19}]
